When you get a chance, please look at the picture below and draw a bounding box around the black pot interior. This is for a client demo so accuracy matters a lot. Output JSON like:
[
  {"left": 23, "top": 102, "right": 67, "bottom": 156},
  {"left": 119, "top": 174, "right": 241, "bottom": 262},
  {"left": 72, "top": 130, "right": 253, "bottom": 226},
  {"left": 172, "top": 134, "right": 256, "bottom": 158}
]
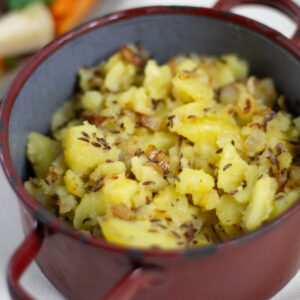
[{"left": 8, "top": 12, "right": 300, "bottom": 180}]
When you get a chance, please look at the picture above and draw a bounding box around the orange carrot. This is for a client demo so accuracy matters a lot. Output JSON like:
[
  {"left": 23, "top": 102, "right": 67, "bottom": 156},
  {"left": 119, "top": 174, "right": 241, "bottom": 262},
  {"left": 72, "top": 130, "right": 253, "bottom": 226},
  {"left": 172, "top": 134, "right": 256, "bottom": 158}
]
[
  {"left": 50, "top": 0, "right": 73, "bottom": 19},
  {"left": 50, "top": 0, "right": 98, "bottom": 35}
]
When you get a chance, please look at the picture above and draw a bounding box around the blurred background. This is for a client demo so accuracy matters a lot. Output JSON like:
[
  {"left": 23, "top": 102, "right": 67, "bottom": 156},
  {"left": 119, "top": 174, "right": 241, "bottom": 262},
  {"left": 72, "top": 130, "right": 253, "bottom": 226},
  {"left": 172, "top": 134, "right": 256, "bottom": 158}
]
[{"left": 1, "top": 0, "right": 300, "bottom": 299}]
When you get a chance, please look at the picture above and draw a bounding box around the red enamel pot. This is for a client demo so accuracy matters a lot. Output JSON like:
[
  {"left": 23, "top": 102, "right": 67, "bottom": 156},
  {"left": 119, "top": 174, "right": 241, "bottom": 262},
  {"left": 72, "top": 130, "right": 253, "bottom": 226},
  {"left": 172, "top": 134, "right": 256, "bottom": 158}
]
[{"left": 1, "top": 1, "right": 300, "bottom": 299}]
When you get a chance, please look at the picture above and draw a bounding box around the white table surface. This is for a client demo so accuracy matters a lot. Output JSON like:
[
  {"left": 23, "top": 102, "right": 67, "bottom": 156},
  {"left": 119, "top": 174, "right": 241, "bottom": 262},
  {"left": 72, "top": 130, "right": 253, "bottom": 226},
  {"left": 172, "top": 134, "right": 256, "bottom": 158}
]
[{"left": 0, "top": 0, "right": 300, "bottom": 299}]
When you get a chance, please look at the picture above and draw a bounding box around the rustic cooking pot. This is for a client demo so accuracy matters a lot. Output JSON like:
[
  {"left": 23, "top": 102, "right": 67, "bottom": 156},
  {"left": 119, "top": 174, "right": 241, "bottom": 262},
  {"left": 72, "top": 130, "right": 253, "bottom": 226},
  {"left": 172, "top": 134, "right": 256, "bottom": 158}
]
[{"left": 1, "top": 0, "right": 300, "bottom": 299}]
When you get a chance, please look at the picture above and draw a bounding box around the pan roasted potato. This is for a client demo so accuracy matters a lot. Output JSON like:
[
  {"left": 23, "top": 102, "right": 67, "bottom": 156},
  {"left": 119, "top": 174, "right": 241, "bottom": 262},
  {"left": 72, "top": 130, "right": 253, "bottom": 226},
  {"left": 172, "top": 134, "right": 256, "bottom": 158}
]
[{"left": 25, "top": 45, "right": 300, "bottom": 249}]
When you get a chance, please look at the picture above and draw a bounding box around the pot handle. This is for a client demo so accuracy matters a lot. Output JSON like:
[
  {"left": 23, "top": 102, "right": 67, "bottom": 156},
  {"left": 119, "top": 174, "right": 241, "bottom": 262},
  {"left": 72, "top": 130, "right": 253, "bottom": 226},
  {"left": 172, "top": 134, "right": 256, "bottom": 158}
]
[
  {"left": 101, "top": 266, "right": 165, "bottom": 300},
  {"left": 7, "top": 222, "right": 164, "bottom": 300},
  {"left": 213, "top": 0, "right": 300, "bottom": 47},
  {"left": 7, "top": 223, "right": 43, "bottom": 300}
]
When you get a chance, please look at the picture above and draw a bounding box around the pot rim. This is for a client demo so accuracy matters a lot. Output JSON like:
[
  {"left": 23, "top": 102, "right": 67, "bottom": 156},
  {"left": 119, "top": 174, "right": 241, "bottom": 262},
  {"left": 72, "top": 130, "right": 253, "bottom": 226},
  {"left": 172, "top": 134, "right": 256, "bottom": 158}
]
[{"left": 1, "top": 5, "right": 300, "bottom": 258}]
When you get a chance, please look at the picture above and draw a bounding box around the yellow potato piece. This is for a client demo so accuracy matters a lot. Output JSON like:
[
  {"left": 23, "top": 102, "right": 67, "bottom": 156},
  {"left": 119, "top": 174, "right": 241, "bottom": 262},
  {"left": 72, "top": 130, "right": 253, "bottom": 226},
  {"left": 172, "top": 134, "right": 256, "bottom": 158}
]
[
  {"left": 152, "top": 185, "right": 200, "bottom": 225},
  {"left": 243, "top": 175, "right": 277, "bottom": 231},
  {"left": 176, "top": 168, "right": 214, "bottom": 195},
  {"left": 63, "top": 124, "right": 119, "bottom": 175},
  {"left": 101, "top": 218, "right": 181, "bottom": 249},
  {"left": 64, "top": 169, "right": 85, "bottom": 197},
  {"left": 104, "top": 57, "right": 136, "bottom": 92},
  {"left": 170, "top": 100, "right": 215, "bottom": 121},
  {"left": 216, "top": 195, "right": 243, "bottom": 226},
  {"left": 144, "top": 60, "right": 172, "bottom": 99},
  {"left": 131, "top": 156, "right": 167, "bottom": 192},
  {"left": 27, "top": 132, "right": 59, "bottom": 178},
  {"left": 217, "top": 143, "right": 248, "bottom": 193},
  {"left": 90, "top": 161, "right": 126, "bottom": 182},
  {"left": 81, "top": 91, "right": 103, "bottom": 111},
  {"left": 73, "top": 191, "right": 106, "bottom": 229},
  {"left": 172, "top": 71, "right": 213, "bottom": 103},
  {"left": 221, "top": 54, "right": 249, "bottom": 80},
  {"left": 270, "top": 187, "right": 300, "bottom": 219},
  {"left": 102, "top": 174, "right": 138, "bottom": 208},
  {"left": 118, "top": 87, "right": 153, "bottom": 116},
  {"left": 193, "top": 189, "right": 220, "bottom": 211},
  {"left": 172, "top": 116, "right": 240, "bottom": 146}
]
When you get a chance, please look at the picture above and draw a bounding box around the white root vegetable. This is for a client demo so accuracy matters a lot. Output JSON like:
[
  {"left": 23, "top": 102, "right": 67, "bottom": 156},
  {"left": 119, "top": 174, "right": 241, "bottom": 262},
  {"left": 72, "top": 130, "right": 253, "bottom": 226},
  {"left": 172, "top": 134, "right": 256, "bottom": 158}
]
[{"left": 0, "top": 2, "right": 55, "bottom": 57}]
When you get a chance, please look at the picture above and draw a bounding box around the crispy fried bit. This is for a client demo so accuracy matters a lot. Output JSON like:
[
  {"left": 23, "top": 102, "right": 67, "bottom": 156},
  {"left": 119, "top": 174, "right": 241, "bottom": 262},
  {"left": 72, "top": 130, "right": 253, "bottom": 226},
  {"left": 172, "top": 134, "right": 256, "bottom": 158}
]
[
  {"left": 112, "top": 204, "right": 135, "bottom": 221},
  {"left": 249, "top": 122, "right": 262, "bottom": 129},
  {"left": 145, "top": 145, "right": 170, "bottom": 175},
  {"left": 119, "top": 46, "right": 145, "bottom": 67},
  {"left": 139, "top": 114, "right": 161, "bottom": 131},
  {"left": 82, "top": 113, "right": 107, "bottom": 126}
]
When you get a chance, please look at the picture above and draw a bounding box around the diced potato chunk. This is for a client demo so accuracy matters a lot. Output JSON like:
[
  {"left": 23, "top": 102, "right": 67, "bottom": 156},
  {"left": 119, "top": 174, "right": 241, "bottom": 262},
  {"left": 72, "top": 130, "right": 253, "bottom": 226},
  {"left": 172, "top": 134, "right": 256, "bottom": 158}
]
[
  {"left": 243, "top": 175, "right": 277, "bottom": 231},
  {"left": 221, "top": 55, "right": 249, "bottom": 80},
  {"left": 152, "top": 186, "right": 200, "bottom": 225},
  {"left": 217, "top": 143, "right": 248, "bottom": 193},
  {"left": 27, "top": 132, "right": 60, "bottom": 178},
  {"left": 100, "top": 218, "right": 180, "bottom": 249},
  {"left": 175, "top": 168, "right": 214, "bottom": 195},
  {"left": 270, "top": 188, "right": 300, "bottom": 219},
  {"left": 144, "top": 60, "right": 172, "bottom": 99},
  {"left": 170, "top": 100, "right": 215, "bottom": 121},
  {"left": 90, "top": 162, "right": 126, "bottom": 183},
  {"left": 73, "top": 191, "right": 106, "bottom": 229},
  {"left": 233, "top": 165, "right": 258, "bottom": 204},
  {"left": 56, "top": 186, "right": 77, "bottom": 214},
  {"left": 24, "top": 180, "right": 49, "bottom": 207},
  {"left": 104, "top": 56, "right": 136, "bottom": 92},
  {"left": 210, "top": 63, "right": 235, "bottom": 89},
  {"left": 216, "top": 195, "right": 243, "bottom": 226},
  {"left": 193, "top": 224, "right": 220, "bottom": 246},
  {"left": 118, "top": 87, "right": 152, "bottom": 115},
  {"left": 81, "top": 91, "right": 102, "bottom": 111},
  {"left": 244, "top": 128, "right": 266, "bottom": 156},
  {"left": 132, "top": 184, "right": 152, "bottom": 208},
  {"left": 131, "top": 156, "right": 167, "bottom": 192},
  {"left": 172, "top": 116, "right": 240, "bottom": 146},
  {"left": 193, "top": 189, "right": 220, "bottom": 211},
  {"left": 64, "top": 169, "right": 85, "bottom": 197},
  {"left": 63, "top": 124, "right": 119, "bottom": 175},
  {"left": 175, "top": 57, "right": 198, "bottom": 73},
  {"left": 130, "top": 87, "right": 152, "bottom": 116},
  {"left": 147, "top": 132, "right": 177, "bottom": 153},
  {"left": 102, "top": 174, "right": 138, "bottom": 208},
  {"left": 78, "top": 67, "right": 94, "bottom": 92},
  {"left": 172, "top": 71, "right": 213, "bottom": 103}
]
